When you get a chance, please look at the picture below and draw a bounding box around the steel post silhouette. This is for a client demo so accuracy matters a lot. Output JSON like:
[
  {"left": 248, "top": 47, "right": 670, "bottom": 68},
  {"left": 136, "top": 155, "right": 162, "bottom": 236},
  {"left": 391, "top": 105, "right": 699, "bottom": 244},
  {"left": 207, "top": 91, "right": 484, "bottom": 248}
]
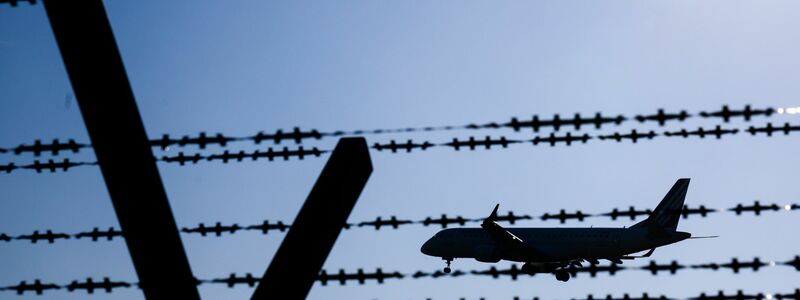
[
  {"left": 251, "top": 137, "right": 372, "bottom": 300},
  {"left": 43, "top": 0, "right": 200, "bottom": 298}
]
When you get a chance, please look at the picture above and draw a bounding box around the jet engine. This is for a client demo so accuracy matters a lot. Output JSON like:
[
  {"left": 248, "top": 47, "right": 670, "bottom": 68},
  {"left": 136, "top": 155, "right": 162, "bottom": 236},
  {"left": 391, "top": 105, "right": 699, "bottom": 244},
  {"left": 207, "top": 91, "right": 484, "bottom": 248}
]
[{"left": 473, "top": 245, "right": 501, "bottom": 263}]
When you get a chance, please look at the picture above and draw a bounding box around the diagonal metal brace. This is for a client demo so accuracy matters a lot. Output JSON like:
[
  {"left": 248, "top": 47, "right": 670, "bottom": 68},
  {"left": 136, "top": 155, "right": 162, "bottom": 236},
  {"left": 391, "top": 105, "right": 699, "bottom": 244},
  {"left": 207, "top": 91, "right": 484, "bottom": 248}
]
[{"left": 251, "top": 137, "right": 372, "bottom": 300}]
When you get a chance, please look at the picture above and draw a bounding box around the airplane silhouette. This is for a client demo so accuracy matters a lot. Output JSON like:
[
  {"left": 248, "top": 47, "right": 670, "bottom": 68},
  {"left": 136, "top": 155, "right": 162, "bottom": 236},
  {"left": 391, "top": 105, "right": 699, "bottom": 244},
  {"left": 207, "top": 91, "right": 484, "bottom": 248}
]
[{"left": 422, "top": 179, "right": 697, "bottom": 282}]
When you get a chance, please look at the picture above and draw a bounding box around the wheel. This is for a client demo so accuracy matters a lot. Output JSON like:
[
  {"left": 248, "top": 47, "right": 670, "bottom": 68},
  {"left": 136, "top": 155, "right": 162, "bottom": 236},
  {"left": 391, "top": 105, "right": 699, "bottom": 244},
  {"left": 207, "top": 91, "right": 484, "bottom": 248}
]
[
  {"left": 443, "top": 267, "right": 452, "bottom": 274},
  {"left": 555, "top": 270, "right": 570, "bottom": 282}
]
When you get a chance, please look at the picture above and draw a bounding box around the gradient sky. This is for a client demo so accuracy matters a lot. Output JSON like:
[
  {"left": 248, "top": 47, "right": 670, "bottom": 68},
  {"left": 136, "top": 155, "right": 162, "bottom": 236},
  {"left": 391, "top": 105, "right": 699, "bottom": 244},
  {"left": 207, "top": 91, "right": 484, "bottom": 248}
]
[{"left": 1, "top": 1, "right": 799, "bottom": 300}]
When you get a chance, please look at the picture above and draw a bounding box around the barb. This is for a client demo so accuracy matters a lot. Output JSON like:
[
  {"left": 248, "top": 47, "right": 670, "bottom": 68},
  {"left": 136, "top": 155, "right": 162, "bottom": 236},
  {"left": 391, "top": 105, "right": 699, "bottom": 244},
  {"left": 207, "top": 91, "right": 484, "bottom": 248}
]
[
  {"left": 443, "top": 136, "right": 522, "bottom": 151},
  {"left": 207, "top": 273, "right": 260, "bottom": 288},
  {"left": 15, "top": 230, "right": 71, "bottom": 244},
  {"left": 317, "top": 268, "right": 404, "bottom": 286},
  {"left": 9, "top": 139, "right": 89, "bottom": 157},
  {"left": 729, "top": 201, "right": 782, "bottom": 215},
  {"left": 372, "top": 140, "right": 436, "bottom": 153},
  {"left": 74, "top": 227, "right": 124, "bottom": 242},
  {"left": 641, "top": 261, "right": 685, "bottom": 275},
  {"left": 663, "top": 126, "right": 739, "bottom": 139},
  {"left": 245, "top": 220, "right": 290, "bottom": 234},
  {"left": 161, "top": 146, "right": 327, "bottom": 165},
  {"left": 357, "top": 216, "right": 415, "bottom": 230},
  {"left": 691, "top": 257, "right": 767, "bottom": 273},
  {"left": 690, "top": 290, "right": 770, "bottom": 300},
  {"left": 0, "top": 233, "right": 12, "bottom": 242},
  {"left": 65, "top": 278, "right": 132, "bottom": 294},
  {"left": 0, "top": 280, "right": 60, "bottom": 295},
  {"left": 600, "top": 207, "right": 652, "bottom": 221},
  {"left": 635, "top": 109, "right": 691, "bottom": 126},
  {"left": 747, "top": 122, "right": 800, "bottom": 136},
  {"left": 541, "top": 210, "right": 591, "bottom": 224},
  {"left": 411, "top": 269, "right": 467, "bottom": 279},
  {"left": 565, "top": 263, "right": 625, "bottom": 278},
  {"left": 503, "top": 113, "right": 626, "bottom": 132},
  {"left": 6, "top": 159, "right": 97, "bottom": 173},
  {"left": 597, "top": 130, "right": 657, "bottom": 143},
  {"left": 471, "top": 264, "right": 530, "bottom": 280},
  {"left": 573, "top": 293, "right": 672, "bottom": 300},
  {"left": 181, "top": 222, "right": 243, "bottom": 237},
  {"left": 783, "top": 256, "right": 800, "bottom": 271},
  {"left": 419, "top": 214, "right": 472, "bottom": 228},
  {"left": 531, "top": 132, "right": 592, "bottom": 146},
  {"left": 700, "top": 105, "right": 775, "bottom": 122}
]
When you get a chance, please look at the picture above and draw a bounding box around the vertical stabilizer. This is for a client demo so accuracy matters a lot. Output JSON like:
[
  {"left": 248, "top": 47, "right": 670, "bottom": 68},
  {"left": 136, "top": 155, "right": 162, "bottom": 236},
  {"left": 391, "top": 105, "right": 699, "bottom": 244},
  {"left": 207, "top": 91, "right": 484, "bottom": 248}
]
[{"left": 632, "top": 178, "right": 690, "bottom": 231}]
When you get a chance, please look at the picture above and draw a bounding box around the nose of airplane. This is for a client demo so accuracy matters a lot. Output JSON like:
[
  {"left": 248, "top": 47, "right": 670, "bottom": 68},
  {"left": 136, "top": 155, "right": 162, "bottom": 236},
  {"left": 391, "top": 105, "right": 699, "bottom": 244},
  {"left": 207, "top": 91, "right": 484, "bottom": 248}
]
[{"left": 420, "top": 237, "right": 436, "bottom": 256}]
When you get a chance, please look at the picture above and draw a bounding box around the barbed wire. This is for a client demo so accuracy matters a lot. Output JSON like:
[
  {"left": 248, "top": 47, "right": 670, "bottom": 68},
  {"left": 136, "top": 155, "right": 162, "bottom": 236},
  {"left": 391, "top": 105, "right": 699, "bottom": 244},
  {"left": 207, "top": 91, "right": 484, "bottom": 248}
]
[
  {"left": 2, "top": 257, "right": 798, "bottom": 295},
  {"left": 0, "top": 146, "right": 325, "bottom": 174},
  {"left": 4, "top": 119, "right": 800, "bottom": 174},
  {"left": 0, "top": 159, "right": 97, "bottom": 174},
  {"left": 1, "top": 201, "right": 796, "bottom": 244},
  {"left": 1, "top": 105, "right": 784, "bottom": 158}
]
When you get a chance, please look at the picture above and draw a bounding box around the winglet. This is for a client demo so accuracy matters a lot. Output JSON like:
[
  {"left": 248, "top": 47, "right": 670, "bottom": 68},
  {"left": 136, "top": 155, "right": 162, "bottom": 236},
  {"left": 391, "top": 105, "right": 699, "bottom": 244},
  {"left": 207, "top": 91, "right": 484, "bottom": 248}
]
[{"left": 488, "top": 204, "right": 499, "bottom": 222}]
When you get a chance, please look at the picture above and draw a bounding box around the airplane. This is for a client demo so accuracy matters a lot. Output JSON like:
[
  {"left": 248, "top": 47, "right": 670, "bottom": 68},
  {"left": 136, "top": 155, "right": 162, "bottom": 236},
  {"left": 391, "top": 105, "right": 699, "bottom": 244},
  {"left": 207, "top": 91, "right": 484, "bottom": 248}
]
[{"left": 421, "top": 178, "right": 700, "bottom": 282}]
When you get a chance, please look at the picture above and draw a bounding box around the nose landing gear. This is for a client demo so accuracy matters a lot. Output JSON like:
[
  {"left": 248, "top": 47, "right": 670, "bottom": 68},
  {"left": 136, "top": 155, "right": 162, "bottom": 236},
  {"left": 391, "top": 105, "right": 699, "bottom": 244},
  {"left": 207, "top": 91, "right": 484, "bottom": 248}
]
[{"left": 443, "top": 257, "right": 453, "bottom": 274}]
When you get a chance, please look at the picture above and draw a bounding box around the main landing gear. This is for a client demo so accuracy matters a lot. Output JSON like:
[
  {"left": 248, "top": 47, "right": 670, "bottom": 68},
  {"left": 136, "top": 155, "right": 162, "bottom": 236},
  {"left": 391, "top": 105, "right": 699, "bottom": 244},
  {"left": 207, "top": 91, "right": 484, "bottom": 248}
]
[
  {"left": 443, "top": 257, "right": 453, "bottom": 274},
  {"left": 554, "top": 269, "right": 570, "bottom": 282}
]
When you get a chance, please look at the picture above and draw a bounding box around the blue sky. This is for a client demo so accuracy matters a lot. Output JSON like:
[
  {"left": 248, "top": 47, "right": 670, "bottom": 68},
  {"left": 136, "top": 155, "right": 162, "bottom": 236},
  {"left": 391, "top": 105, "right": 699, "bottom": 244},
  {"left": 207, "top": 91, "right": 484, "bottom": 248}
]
[{"left": 1, "top": 1, "right": 799, "bottom": 299}]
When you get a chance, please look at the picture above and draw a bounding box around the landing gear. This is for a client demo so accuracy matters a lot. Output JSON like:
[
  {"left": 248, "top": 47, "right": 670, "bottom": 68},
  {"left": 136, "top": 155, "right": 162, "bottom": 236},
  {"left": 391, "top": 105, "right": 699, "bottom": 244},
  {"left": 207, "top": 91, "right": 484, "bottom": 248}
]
[
  {"left": 554, "top": 269, "right": 570, "bottom": 282},
  {"left": 443, "top": 257, "right": 453, "bottom": 273}
]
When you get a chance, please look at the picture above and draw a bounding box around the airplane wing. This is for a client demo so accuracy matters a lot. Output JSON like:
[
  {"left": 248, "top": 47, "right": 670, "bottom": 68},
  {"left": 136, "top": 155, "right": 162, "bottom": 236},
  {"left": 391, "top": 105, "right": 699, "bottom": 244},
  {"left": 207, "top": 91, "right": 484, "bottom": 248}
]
[{"left": 481, "top": 204, "right": 541, "bottom": 259}]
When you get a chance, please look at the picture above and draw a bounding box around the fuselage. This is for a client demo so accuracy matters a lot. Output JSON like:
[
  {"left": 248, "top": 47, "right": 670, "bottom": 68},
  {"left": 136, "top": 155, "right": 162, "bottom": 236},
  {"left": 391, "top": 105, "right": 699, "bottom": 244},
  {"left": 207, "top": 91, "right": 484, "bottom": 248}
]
[{"left": 421, "top": 227, "right": 690, "bottom": 263}]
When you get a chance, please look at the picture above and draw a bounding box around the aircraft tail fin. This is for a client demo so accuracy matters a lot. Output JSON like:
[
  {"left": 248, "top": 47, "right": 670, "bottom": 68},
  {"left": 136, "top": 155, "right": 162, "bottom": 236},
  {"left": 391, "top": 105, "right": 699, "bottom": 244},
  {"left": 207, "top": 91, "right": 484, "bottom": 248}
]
[
  {"left": 484, "top": 204, "right": 499, "bottom": 224},
  {"left": 631, "top": 178, "right": 690, "bottom": 232}
]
